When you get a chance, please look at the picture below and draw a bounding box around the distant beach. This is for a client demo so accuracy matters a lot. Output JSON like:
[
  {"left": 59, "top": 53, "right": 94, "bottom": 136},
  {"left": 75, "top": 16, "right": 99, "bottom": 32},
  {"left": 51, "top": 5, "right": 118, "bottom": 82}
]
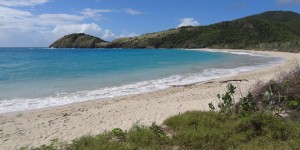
[{"left": 1, "top": 49, "right": 300, "bottom": 149}]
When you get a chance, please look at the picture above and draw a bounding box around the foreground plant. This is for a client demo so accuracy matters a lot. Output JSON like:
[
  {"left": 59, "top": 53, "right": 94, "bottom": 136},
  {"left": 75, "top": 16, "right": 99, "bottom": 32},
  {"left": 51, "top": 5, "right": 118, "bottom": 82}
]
[
  {"left": 209, "top": 83, "right": 257, "bottom": 115},
  {"left": 252, "top": 65, "right": 300, "bottom": 118},
  {"left": 210, "top": 79, "right": 300, "bottom": 116}
]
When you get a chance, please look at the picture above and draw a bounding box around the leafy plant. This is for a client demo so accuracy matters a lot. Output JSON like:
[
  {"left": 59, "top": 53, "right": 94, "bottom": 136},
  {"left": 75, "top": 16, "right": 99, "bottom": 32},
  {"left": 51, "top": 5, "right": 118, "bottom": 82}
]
[
  {"left": 210, "top": 76, "right": 300, "bottom": 116},
  {"left": 240, "top": 92, "right": 257, "bottom": 113},
  {"left": 149, "top": 122, "right": 166, "bottom": 137},
  {"left": 111, "top": 128, "right": 126, "bottom": 141},
  {"left": 208, "top": 102, "right": 215, "bottom": 111},
  {"left": 219, "top": 83, "right": 236, "bottom": 114},
  {"left": 210, "top": 83, "right": 239, "bottom": 115}
]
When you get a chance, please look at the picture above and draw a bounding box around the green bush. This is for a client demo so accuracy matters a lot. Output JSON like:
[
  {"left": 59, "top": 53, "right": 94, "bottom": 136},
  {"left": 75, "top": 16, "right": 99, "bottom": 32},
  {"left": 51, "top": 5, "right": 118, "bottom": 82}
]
[
  {"left": 209, "top": 83, "right": 259, "bottom": 115},
  {"left": 252, "top": 65, "right": 300, "bottom": 117}
]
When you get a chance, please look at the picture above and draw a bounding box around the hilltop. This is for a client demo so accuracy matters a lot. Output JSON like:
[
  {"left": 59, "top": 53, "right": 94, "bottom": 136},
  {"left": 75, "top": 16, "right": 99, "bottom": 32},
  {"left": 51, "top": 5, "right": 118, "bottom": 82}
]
[
  {"left": 50, "top": 11, "right": 300, "bottom": 51},
  {"left": 49, "top": 33, "right": 109, "bottom": 48}
]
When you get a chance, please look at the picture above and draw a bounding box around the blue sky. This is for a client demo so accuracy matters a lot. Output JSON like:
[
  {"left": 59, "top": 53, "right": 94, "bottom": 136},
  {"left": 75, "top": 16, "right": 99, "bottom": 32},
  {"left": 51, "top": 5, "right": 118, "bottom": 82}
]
[{"left": 0, "top": 0, "right": 300, "bottom": 47}]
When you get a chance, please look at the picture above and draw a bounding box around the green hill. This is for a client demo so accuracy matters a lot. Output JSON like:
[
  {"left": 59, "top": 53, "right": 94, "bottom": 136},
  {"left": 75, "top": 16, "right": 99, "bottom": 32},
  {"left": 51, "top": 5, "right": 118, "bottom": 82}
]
[
  {"left": 49, "top": 33, "right": 109, "bottom": 48},
  {"left": 108, "top": 11, "right": 300, "bottom": 51},
  {"left": 50, "top": 11, "right": 300, "bottom": 52},
  {"left": 245, "top": 11, "right": 300, "bottom": 36}
]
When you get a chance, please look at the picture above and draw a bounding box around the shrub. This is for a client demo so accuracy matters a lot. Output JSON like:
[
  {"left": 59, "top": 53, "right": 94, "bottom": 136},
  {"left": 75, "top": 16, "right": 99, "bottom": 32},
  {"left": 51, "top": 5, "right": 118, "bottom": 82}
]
[
  {"left": 210, "top": 65, "right": 300, "bottom": 117},
  {"left": 252, "top": 65, "right": 300, "bottom": 116},
  {"left": 209, "top": 83, "right": 259, "bottom": 115},
  {"left": 111, "top": 128, "right": 126, "bottom": 141}
]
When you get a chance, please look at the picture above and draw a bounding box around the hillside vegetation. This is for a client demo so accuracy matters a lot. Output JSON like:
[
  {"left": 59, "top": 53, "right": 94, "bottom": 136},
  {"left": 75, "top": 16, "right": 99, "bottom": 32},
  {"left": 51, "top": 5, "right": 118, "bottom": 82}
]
[
  {"left": 108, "top": 11, "right": 300, "bottom": 52},
  {"left": 49, "top": 33, "right": 109, "bottom": 48},
  {"left": 50, "top": 11, "right": 300, "bottom": 51}
]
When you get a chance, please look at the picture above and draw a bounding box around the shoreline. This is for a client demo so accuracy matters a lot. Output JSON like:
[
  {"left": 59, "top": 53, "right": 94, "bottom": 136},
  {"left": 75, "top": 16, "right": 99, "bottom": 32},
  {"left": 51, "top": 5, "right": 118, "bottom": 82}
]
[
  {"left": 1, "top": 49, "right": 300, "bottom": 149},
  {"left": 0, "top": 48, "right": 282, "bottom": 114}
]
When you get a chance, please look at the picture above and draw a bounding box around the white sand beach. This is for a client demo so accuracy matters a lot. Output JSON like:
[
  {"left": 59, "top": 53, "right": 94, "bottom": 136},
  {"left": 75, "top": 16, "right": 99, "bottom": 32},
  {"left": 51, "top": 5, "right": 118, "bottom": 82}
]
[{"left": 1, "top": 49, "right": 300, "bottom": 149}]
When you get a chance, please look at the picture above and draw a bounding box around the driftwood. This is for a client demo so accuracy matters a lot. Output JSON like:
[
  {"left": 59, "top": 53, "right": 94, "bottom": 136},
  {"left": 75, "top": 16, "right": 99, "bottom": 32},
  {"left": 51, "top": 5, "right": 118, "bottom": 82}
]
[
  {"left": 171, "top": 79, "right": 248, "bottom": 87},
  {"left": 171, "top": 83, "right": 197, "bottom": 88},
  {"left": 219, "top": 79, "right": 249, "bottom": 84},
  {"left": 204, "top": 81, "right": 214, "bottom": 84}
]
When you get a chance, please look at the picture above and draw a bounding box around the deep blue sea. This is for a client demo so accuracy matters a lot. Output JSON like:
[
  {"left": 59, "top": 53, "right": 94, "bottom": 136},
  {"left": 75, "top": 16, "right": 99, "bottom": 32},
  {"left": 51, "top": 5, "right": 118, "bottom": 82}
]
[{"left": 0, "top": 48, "right": 282, "bottom": 113}]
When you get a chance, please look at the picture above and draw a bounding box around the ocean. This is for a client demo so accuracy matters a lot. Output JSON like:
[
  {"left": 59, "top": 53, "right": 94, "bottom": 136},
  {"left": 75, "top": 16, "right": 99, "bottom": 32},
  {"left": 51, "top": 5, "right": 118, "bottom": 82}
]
[{"left": 0, "top": 48, "right": 282, "bottom": 113}]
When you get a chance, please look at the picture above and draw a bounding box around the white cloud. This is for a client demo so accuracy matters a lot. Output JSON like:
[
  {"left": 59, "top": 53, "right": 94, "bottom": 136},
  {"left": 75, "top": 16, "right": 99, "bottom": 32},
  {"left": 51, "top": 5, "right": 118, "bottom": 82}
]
[
  {"left": 0, "top": 6, "right": 33, "bottom": 30},
  {"left": 0, "top": 0, "right": 49, "bottom": 7},
  {"left": 37, "top": 14, "right": 84, "bottom": 26},
  {"left": 177, "top": 18, "right": 200, "bottom": 28},
  {"left": 277, "top": 0, "right": 300, "bottom": 5},
  {"left": 0, "top": 23, "right": 117, "bottom": 47},
  {"left": 81, "top": 8, "right": 143, "bottom": 18},
  {"left": 0, "top": 29, "right": 50, "bottom": 47},
  {"left": 125, "top": 9, "right": 142, "bottom": 15},
  {"left": 52, "top": 23, "right": 101, "bottom": 35},
  {"left": 52, "top": 23, "right": 115, "bottom": 40},
  {"left": 118, "top": 32, "right": 139, "bottom": 38},
  {"left": 81, "top": 8, "right": 113, "bottom": 18},
  {"left": 0, "top": 5, "right": 140, "bottom": 46},
  {"left": 0, "top": 7, "right": 84, "bottom": 30},
  {"left": 0, "top": 6, "right": 118, "bottom": 46},
  {"left": 0, "top": 6, "right": 32, "bottom": 17}
]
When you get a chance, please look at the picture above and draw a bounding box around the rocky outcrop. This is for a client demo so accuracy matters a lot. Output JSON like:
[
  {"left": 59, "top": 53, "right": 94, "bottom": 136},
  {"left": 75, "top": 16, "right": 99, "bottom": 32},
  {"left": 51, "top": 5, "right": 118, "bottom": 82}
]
[{"left": 49, "top": 33, "right": 109, "bottom": 48}]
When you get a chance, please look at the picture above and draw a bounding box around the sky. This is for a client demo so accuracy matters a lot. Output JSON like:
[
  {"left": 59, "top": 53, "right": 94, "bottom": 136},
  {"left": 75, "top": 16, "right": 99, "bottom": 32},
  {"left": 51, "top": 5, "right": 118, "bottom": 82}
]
[{"left": 0, "top": 0, "right": 300, "bottom": 47}]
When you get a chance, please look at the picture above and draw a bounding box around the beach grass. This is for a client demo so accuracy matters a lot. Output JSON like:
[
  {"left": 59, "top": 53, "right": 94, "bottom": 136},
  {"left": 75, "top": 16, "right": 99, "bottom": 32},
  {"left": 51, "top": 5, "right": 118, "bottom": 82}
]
[
  {"left": 22, "top": 111, "right": 300, "bottom": 150},
  {"left": 164, "top": 111, "right": 300, "bottom": 149}
]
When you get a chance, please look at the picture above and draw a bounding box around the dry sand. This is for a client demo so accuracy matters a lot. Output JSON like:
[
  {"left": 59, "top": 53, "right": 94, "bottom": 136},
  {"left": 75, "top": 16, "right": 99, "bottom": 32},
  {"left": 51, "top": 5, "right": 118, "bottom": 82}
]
[{"left": 1, "top": 49, "right": 300, "bottom": 149}]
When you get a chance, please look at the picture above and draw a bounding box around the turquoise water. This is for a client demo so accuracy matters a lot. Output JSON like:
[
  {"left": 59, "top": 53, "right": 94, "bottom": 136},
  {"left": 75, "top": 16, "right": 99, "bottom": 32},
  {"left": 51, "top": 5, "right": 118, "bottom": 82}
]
[{"left": 0, "top": 48, "right": 281, "bottom": 113}]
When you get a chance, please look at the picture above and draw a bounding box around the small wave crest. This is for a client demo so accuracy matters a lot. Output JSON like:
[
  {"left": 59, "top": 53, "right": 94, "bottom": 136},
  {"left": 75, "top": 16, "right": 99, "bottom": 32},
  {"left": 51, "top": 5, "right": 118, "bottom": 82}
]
[
  {"left": 197, "top": 49, "right": 269, "bottom": 57},
  {"left": 225, "top": 51, "right": 268, "bottom": 57}
]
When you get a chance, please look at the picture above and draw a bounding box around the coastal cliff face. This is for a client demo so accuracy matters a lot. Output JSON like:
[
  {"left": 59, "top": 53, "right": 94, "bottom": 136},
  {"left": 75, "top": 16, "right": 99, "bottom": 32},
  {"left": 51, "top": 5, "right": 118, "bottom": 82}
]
[
  {"left": 50, "top": 11, "right": 300, "bottom": 51},
  {"left": 49, "top": 33, "right": 110, "bottom": 48}
]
